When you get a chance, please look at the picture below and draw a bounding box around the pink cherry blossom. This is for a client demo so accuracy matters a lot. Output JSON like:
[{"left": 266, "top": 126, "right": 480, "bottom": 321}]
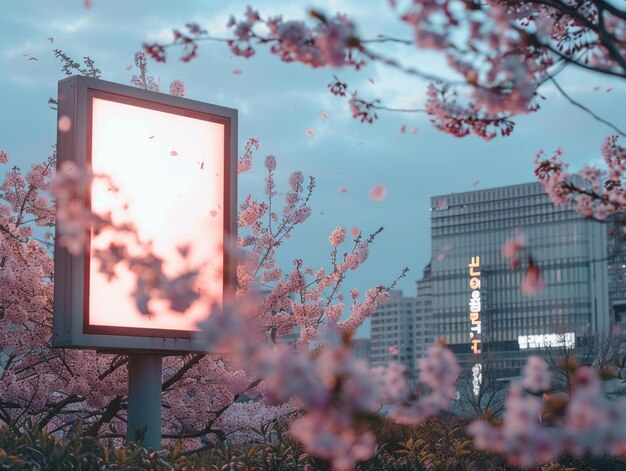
[
  {"left": 522, "top": 355, "right": 551, "bottom": 393},
  {"left": 169, "top": 79, "right": 186, "bottom": 97},
  {"left": 329, "top": 226, "right": 347, "bottom": 246}
]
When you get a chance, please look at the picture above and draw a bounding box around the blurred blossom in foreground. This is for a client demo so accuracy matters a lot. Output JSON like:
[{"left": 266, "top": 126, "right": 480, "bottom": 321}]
[
  {"left": 198, "top": 296, "right": 461, "bottom": 469},
  {"left": 469, "top": 356, "right": 626, "bottom": 467}
]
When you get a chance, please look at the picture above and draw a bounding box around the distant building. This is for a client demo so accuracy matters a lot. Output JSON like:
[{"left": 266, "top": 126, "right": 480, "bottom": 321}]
[
  {"left": 370, "top": 267, "right": 434, "bottom": 376},
  {"left": 430, "top": 182, "right": 610, "bottom": 375},
  {"left": 352, "top": 338, "right": 371, "bottom": 365},
  {"left": 370, "top": 290, "right": 416, "bottom": 373},
  {"left": 414, "top": 264, "right": 435, "bottom": 363},
  {"left": 607, "top": 228, "right": 626, "bottom": 333}
]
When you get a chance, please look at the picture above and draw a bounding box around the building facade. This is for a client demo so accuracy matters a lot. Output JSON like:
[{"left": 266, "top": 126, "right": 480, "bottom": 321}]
[
  {"left": 370, "top": 290, "right": 416, "bottom": 373},
  {"left": 370, "top": 266, "right": 435, "bottom": 375},
  {"left": 352, "top": 338, "right": 372, "bottom": 366},
  {"left": 430, "top": 182, "right": 610, "bottom": 373}
]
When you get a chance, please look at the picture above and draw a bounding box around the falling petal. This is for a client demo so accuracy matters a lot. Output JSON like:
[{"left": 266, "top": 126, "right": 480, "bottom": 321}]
[
  {"left": 321, "top": 111, "right": 328, "bottom": 119},
  {"left": 170, "top": 150, "right": 178, "bottom": 156},
  {"left": 232, "top": 69, "right": 242, "bottom": 75},
  {"left": 472, "top": 179, "right": 480, "bottom": 186},
  {"left": 521, "top": 258, "right": 545, "bottom": 295},
  {"left": 148, "top": 135, "right": 155, "bottom": 139},
  {"left": 48, "top": 37, "right": 54, "bottom": 43},
  {"left": 399, "top": 125, "right": 406, "bottom": 134},
  {"left": 84, "top": 0, "right": 91, "bottom": 9},
  {"left": 357, "top": 141, "right": 363, "bottom": 146},
  {"left": 502, "top": 234, "right": 526, "bottom": 259},
  {"left": 438, "top": 200, "right": 447, "bottom": 208},
  {"left": 606, "top": 88, "right": 613, "bottom": 93},
  {"left": 593, "top": 86, "right": 600, "bottom": 91},
  {"left": 368, "top": 77, "right": 375, "bottom": 84},
  {"left": 509, "top": 258, "right": 521, "bottom": 269},
  {"left": 210, "top": 209, "right": 217, "bottom": 218},
  {"left": 320, "top": 211, "right": 325, "bottom": 215},
  {"left": 306, "top": 128, "right": 315, "bottom": 136},
  {"left": 436, "top": 254, "right": 445, "bottom": 261},
  {"left": 388, "top": 346, "right": 399, "bottom": 355},
  {"left": 125, "top": 65, "right": 133, "bottom": 70},
  {"left": 351, "top": 227, "right": 360, "bottom": 239},
  {"left": 339, "top": 187, "right": 348, "bottom": 193},
  {"left": 369, "top": 184, "right": 387, "bottom": 202},
  {"left": 58, "top": 115, "right": 72, "bottom": 132},
  {"left": 411, "top": 127, "right": 418, "bottom": 134}
]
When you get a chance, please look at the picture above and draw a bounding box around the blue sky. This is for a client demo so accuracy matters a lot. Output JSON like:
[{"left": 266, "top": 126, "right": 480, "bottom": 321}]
[{"left": 1, "top": 0, "right": 624, "bottom": 337}]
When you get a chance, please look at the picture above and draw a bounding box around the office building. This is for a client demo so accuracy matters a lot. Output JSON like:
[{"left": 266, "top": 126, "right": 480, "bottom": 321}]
[
  {"left": 370, "top": 290, "right": 416, "bottom": 373},
  {"left": 430, "top": 182, "right": 610, "bottom": 374},
  {"left": 352, "top": 338, "right": 372, "bottom": 365}
]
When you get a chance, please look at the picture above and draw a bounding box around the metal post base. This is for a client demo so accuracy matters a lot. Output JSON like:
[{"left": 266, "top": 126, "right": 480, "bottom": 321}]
[{"left": 127, "top": 354, "right": 162, "bottom": 450}]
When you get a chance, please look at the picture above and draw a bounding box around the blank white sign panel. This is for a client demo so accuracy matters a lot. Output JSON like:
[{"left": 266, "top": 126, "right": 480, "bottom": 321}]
[{"left": 88, "top": 97, "right": 224, "bottom": 332}]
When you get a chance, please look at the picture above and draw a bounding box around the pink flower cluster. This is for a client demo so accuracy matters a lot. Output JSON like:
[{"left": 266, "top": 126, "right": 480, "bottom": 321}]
[
  {"left": 425, "top": 82, "right": 516, "bottom": 140},
  {"left": 328, "top": 226, "right": 346, "bottom": 246},
  {"left": 536, "top": 136, "right": 626, "bottom": 221},
  {"left": 468, "top": 356, "right": 626, "bottom": 467},
  {"left": 391, "top": 344, "right": 461, "bottom": 424},
  {"left": 169, "top": 79, "right": 186, "bottom": 97},
  {"left": 225, "top": 7, "right": 362, "bottom": 69},
  {"left": 199, "top": 298, "right": 461, "bottom": 470}
]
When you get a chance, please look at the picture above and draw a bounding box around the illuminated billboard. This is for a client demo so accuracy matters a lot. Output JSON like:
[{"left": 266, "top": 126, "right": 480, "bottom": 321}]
[
  {"left": 518, "top": 332, "right": 575, "bottom": 350},
  {"left": 53, "top": 76, "right": 237, "bottom": 353}
]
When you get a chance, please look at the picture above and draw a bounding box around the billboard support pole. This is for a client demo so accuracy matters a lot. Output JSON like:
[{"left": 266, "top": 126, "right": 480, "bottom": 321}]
[{"left": 127, "top": 354, "right": 162, "bottom": 450}]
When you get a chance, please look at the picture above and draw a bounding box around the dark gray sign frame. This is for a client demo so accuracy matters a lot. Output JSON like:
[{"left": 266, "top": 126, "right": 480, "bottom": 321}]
[{"left": 53, "top": 76, "right": 237, "bottom": 353}]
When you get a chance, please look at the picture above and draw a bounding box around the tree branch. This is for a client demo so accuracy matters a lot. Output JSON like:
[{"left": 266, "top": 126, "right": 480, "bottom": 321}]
[{"left": 547, "top": 75, "right": 626, "bottom": 137}]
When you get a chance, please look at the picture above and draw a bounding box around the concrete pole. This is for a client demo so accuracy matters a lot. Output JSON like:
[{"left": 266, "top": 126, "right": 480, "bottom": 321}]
[{"left": 127, "top": 354, "right": 162, "bottom": 450}]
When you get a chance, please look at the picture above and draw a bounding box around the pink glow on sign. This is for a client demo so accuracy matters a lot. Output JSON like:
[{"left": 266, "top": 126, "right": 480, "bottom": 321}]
[{"left": 89, "top": 97, "right": 225, "bottom": 332}]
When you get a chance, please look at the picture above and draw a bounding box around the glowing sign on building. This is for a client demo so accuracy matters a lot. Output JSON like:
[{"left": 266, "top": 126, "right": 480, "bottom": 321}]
[
  {"left": 469, "top": 256, "right": 482, "bottom": 396},
  {"left": 469, "top": 256, "right": 482, "bottom": 354},
  {"left": 518, "top": 332, "right": 575, "bottom": 350},
  {"left": 472, "top": 364, "right": 482, "bottom": 396}
]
